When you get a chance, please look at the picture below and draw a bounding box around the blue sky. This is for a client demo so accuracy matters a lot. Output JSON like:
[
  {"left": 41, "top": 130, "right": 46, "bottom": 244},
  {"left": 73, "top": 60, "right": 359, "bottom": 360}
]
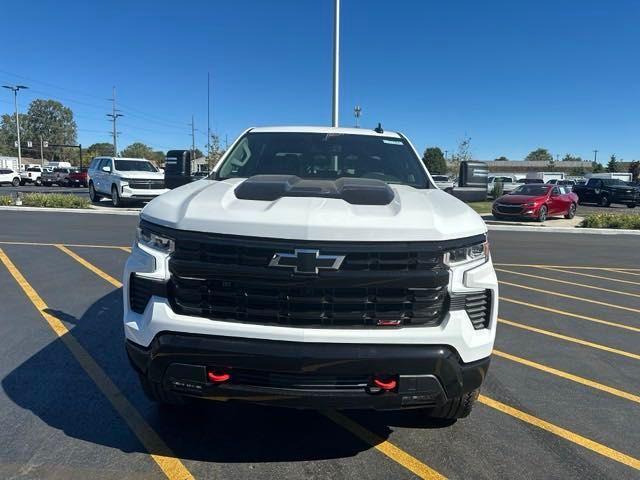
[{"left": 1, "top": 0, "right": 638, "bottom": 162}]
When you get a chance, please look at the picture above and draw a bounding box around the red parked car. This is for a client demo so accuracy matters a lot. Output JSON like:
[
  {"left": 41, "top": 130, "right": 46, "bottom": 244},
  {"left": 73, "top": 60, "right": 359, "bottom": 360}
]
[
  {"left": 66, "top": 168, "right": 88, "bottom": 187},
  {"left": 492, "top": 184, "right": 578, "bottom": 222}
]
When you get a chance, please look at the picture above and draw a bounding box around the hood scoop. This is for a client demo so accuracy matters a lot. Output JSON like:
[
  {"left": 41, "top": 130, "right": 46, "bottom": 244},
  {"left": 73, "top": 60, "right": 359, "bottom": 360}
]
[{"left": 234, "top": 175, "right": 395, "bottom": 205}]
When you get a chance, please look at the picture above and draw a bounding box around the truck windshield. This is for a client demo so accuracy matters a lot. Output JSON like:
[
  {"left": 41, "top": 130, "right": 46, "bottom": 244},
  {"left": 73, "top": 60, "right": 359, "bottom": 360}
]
[
  {"left": 115, "top": 160, "right": 157, "bottom": 172},
  {"left": 216, "top": 132, "right": 429, "bottom": 188},
  {"left": 601, "top": 179, "right": 626, "bottom": 186}
]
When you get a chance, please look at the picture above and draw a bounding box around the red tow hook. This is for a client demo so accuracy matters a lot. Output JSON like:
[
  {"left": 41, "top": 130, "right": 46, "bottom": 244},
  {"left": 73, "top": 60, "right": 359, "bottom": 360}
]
[
  {"left": 207, "top": 370, "right": 231, "bottom": 384},
  {"left": 372, "top": 376, "right": 397, "bottom": 392}
]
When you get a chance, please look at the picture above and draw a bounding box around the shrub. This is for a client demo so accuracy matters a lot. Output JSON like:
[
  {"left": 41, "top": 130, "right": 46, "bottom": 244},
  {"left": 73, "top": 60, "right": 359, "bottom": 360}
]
[
  {"left": 0, "top": 195, "right": 13, "bottom": 206},
  {"left": 579, "top": 213, "right": 640, "bottom": 230},
  {"left": 21, "top": 193, "right": 91, "bottom": 209},
  {"left": 491, "top": 181, "right": 504, "bottom": 198}
]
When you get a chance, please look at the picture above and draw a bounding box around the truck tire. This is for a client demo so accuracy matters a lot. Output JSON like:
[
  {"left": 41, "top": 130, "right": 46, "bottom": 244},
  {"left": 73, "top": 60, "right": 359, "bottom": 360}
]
[
  {"left": 35, "top": 178, "right": 42, "bottom": 186},
  {"left": 428, "top": 388, "right": 479, "bottom": 419},
  {"left": 111, "top": 185, "right": 124, "bottom": 207},
  {"left": 12, "top": 177, "right": 20, "bottom": 187},
  {"left": 138, "top": 373, "right": 187, "bottom": 406},
  {"left": 89, "top": 182, "right": 102, "bottom": 202},
  {"left": 599, "top": 195, "right": 610, "bottom": 207}
]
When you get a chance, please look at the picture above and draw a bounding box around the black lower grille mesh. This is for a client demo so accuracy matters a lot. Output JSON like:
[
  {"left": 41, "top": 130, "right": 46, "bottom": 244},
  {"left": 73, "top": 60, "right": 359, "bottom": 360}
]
[{"left": 231, "top": 370, "right": 370, "bottom": 391}]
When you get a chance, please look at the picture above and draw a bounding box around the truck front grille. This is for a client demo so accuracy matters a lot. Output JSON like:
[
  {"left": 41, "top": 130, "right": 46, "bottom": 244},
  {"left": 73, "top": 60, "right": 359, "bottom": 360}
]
[
  {"left": 128, "top": 179, "right": 165, "bottom": 189},
  {"left": 141, "top": 223, "right": 487, "bottom": 329},
  {"left": 168, "top": 275, "right": 447, "bottom": 328}
]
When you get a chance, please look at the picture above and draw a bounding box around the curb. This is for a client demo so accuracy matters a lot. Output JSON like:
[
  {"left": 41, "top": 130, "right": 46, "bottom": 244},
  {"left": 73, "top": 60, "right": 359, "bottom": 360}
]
[
  {"left": 486, "top": 224, "right": 640, "bottom": 235},
  {"left": 0, "top": 205, "right": 140, "bottom": 216}
]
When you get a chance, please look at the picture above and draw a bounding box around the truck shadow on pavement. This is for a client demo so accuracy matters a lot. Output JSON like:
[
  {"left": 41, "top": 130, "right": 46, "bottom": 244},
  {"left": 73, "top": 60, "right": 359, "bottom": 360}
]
[{"left": 3, "top": 289, "right": 451, "bottom": 464}]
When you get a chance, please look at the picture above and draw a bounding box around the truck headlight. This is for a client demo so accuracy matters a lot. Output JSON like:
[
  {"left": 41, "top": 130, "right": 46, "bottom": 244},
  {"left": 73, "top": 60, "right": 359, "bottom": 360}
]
[
  {"left": 444, "top": 241, "right": 489, "bottom": 266},
  {"left": 136, "top": 226, "right": 174, "bottom": 254}
]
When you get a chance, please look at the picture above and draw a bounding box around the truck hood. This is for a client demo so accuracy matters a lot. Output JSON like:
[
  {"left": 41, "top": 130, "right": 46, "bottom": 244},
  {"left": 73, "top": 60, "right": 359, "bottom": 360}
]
[{"left": 140, "top": 178, "right": 487, "bottom": 242}]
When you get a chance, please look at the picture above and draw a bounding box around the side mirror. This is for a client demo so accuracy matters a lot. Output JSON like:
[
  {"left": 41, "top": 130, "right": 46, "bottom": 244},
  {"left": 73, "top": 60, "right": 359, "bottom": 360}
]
[{"left": 102, "top": 166, "right": 111, "bottom": 172}]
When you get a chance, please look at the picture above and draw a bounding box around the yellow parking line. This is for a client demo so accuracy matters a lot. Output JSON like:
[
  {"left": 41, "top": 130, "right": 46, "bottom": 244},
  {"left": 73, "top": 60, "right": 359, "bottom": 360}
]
[
  {"left": 499, "top": 280, "right": 640, "bottom": 314},
  {"left": 323, "top": 410, "right": 446, "bottom": 480},
  {"left": 492, "top": 349, "right": 640, "bottom": 404},
  {"left": 120, "top": 246, "right": 132, "bottom": 253},
  {"left": 0, "top": 240, "right": 130, "bottom": 250},
  {"left": 55, "top": 245, "right": 123, "bottom": 288},
  {"left": 498, "top": 318, "right": 640, "bottom": 360},
  {"left": 501, "top": 297, "right": 640, "bottom": 333},
  {"left": 0, "top": 248, "right": 194, "bottom": 480},
  {"left": 496, "top": 268, "right": 640, "bottom": 300},
  {"left": 536, "top": 266, "right": 640, "bottom": 286},
  {"left": 494, "top": 263, "right": 640, "bottom": 271},
  {"left": 478, "top": 395, "right": 640, "bottom": 471}
]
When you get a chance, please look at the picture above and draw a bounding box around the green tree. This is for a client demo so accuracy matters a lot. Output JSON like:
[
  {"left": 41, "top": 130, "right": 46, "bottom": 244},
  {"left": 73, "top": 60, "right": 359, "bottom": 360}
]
[
  {"left": 421, "top": 147, "right": 447, "bottom": 174},
  {"left": 121, "top": 142, "right": 155, "bottom": 159},
  {"left": 562, "top": 154, "right": 583, "bottom": 162},
  {"left": 23, "top": 99, "right": 77, "bottom": 161},
  {"left": 0, "top": 113, "right": 28, "bottom": 156},
  {"left": 629, "top": 161, "right": 640, "bottom": 182},
  {"left": 569, "top": 167, "right": 586, "bottom": 176},
  {"left": 592, "top": 161, "right": 604, "bottom": 173},
  {"left": 606, "top": 154, "right": 619, "bottom": 173},
  {"left": 494, "top": 156, "right": 508, "bottom": 161},
  {"left": 524, "top": 148, "right": 553, "bottom": 163}
]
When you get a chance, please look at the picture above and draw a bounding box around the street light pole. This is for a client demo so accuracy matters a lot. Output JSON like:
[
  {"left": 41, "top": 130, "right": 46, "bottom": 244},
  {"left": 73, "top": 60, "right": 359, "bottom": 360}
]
[
  {"left": 332, "top": 0, "right": 340, "bottom": 127},
  {"left": 2, "top": 85, "right": 28, "bottom": 171},
  {"left": 593, "top": 149, "right": 598, "bottom": 163}
]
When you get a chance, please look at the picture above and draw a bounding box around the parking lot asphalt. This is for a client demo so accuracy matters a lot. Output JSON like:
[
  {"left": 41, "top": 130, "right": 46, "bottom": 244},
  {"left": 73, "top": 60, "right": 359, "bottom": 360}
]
[{"left": 0, "top": 210, "right": 638, "bottom": 479}]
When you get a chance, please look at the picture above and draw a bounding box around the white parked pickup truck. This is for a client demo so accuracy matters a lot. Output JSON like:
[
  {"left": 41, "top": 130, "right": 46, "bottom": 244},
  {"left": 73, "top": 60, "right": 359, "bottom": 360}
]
[
  {"left": 123, "top": 126, "right": 498, "bottom": 421},
  {"left": 20, "top": 166, "right": 43, "bottom": 185}
]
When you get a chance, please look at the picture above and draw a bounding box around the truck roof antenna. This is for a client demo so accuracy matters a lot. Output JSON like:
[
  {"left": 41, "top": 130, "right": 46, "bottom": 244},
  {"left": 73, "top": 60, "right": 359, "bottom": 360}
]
[{"left": 374, "top": 123, "right": 384, "bottom": 134}]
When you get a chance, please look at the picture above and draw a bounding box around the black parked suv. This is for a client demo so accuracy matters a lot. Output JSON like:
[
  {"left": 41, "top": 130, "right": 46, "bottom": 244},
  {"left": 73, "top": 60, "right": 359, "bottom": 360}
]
[{"left": 573, "top": 178, "right": 638, "bottom": 208}]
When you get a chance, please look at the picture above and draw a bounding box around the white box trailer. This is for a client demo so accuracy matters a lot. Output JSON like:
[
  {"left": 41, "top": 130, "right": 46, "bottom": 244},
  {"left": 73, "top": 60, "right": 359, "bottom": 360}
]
[
  {"left": 586, "top": 172, "right": 632, "bottom": 182},
  {"left": 526, "top": 171, "right": 565, "bottom": 183},
  {"left": 0, "top": 156, "right": 20, "bottom": 171}
]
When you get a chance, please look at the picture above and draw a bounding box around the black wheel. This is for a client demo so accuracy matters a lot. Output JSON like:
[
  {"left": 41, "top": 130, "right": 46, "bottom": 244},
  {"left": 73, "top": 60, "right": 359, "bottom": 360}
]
[
  {"left": 20, "top": 179, "right": 26, "bottom": 186},
  {"left": 537, "top": 205, "right": 547, "bottom": 222},
  {"left": 599, "top": 195, "right": 611, "bottom": 207},
  {"left": 12, "top": 177, "right": 20, "bottom": 187},
  {"left": 428, "top": 388, "right": 479, "bottom": 420},
  {"left": 627, "top": 204, "right": 636, "bottom": 209},
  {"left": 111, "top": 185, "right": 124, "bottom": 207},
  {"left": 35, "top": 178, "right": 42, "bottom": 186},
  {"left": 138, "top": 373, "right": 187, "bottom": 406},
  {"left": 565, "top": 203, "right": 577, "bottom": 219},
  {"left": 88, "top": 182, "right": 102, "bottom": 203}
]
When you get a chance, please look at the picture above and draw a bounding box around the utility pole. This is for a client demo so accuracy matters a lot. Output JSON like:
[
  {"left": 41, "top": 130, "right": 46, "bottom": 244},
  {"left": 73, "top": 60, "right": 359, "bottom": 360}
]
[
  {"left": 444, "top": 150, "right": 448, "bottom": 160},
  {"left": 39, "top": 136, "right": 44, "bottom": 163},
  {"left": 2, "top": 84, "right": 28, "bottom": 171},
  {"left": 107, "top": 86, "right": 123, "bottom": 156},
  {"left": 189, "top": 115, "right": 196, "bottom": 160},
  {"left": 353, "top": 105, "right": 361, "bottom": 127},
  {"left": 332, "top": 0, "right": 340, "bottom": 127},
  {"left": 593, "top": 149, "right": 598, "bottom": 163}
]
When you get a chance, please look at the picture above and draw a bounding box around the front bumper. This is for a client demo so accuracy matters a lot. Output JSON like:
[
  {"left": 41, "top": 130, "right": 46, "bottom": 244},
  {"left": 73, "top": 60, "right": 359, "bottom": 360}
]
[
  {"left": 127, "top": 333, "right": 491, "bottom": 410},
  {"left": 121, "top": 185, "right": 169, "bottom": 199}
]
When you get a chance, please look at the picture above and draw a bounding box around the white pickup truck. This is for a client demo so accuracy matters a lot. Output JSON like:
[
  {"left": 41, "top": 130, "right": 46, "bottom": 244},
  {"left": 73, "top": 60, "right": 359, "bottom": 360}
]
[
  {"left": 20, "top": 166, "right": 43, "bottom": 186},
  {"left": 123, "top": 126, "right": 498, "bottom": 421}
]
